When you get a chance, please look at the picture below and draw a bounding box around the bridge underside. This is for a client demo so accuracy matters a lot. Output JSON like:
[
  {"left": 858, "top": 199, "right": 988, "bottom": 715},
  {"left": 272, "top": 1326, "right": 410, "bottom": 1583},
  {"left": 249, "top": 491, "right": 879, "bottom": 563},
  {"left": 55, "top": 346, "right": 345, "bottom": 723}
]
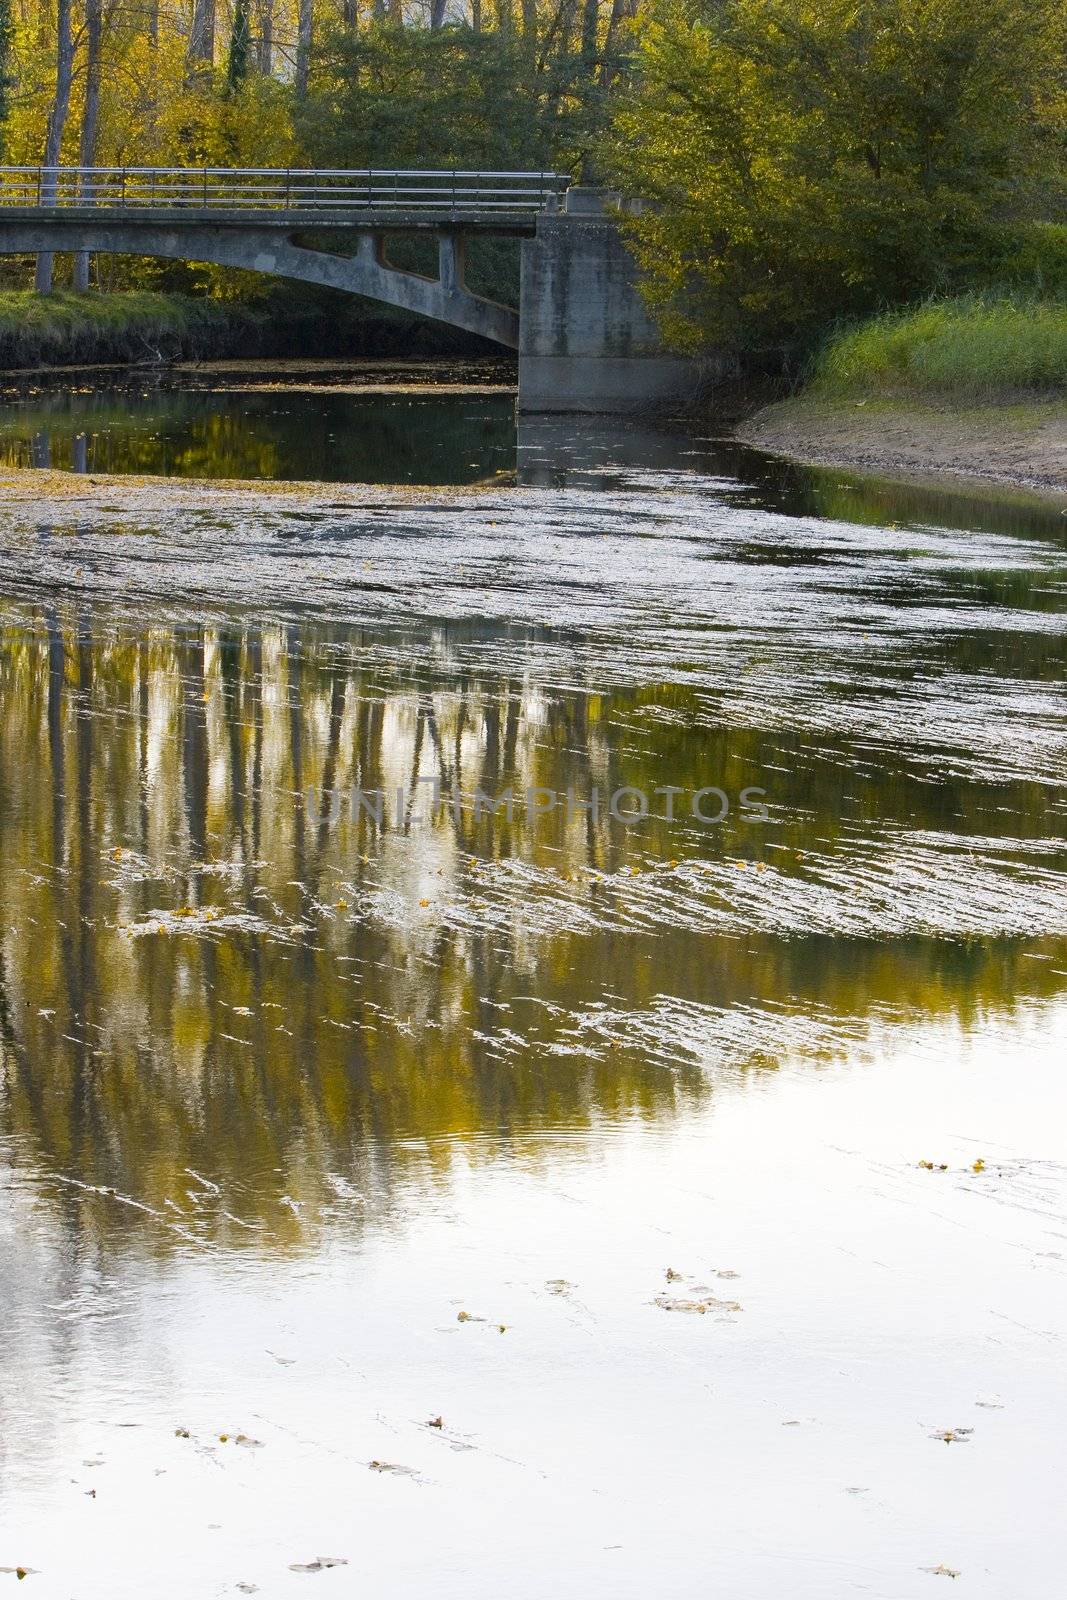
[{"left": 0, "top": 210, "right": 522, "bottom": 348}]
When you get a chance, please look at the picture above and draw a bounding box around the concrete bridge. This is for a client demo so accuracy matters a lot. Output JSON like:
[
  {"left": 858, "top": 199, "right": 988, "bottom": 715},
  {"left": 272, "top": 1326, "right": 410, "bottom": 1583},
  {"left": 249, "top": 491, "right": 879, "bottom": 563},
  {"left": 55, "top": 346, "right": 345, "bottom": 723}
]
[{"left": 0, "top": 167, "right": 697, "bottom": 413}]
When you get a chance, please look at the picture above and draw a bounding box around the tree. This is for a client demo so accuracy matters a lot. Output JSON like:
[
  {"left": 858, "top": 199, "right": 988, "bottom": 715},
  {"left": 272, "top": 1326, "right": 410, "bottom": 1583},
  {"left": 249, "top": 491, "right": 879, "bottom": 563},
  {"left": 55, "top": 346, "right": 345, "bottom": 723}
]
[
  {"left": 228, "top": 0, "right": 253, "bottom": 91},
  {"left": 35, "top": 0, "right": 76, "bottom": 293},
  {"left": 608, "top": 0, "right": 1067, "bottom": 359},
  {"left": 72, "top": 0, "right": 104, "bottom": 292},
  {"left": 187, "top": 0, "right": 216, "bottom": 80},
  {"left": 295, "top": 0, "right": 314, "bottom": 98},
  {"left": 257, "top": 0, "right": 275, "bottom": 73},
  {"left": 0, "top": 0, "right": 14, "bottom": 153}
]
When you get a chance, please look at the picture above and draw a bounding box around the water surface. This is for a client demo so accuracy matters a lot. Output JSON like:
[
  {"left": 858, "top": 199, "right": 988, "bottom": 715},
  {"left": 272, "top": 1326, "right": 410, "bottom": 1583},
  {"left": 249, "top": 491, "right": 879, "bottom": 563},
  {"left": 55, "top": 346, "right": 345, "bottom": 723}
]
[
  {"left": 0, "top": 360, "right": 516, "bottom": 484},
  {"left": 0, "top": 402, "right": 1065, "bottom": 1597}
]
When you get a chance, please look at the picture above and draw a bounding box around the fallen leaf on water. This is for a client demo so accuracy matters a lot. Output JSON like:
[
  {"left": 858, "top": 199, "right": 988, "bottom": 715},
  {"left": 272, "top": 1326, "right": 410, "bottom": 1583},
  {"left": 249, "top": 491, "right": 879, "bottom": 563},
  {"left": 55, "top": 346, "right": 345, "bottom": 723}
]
[
  {"left": 654, "top": 1294, "right": 742, "bottom": 1315},
  {"left": 920, "top": 1565, "right": 961, "bottom": 1579},
  {"left": 972, "top": 1158, "right": 986, "bottom": 1173},
  {"left": 427, "top": 1416, "right": 444, "bottom": 1429},
  {"left": 930, "top": 1428, "right": 973, "bottom": 1444},
  {"left": 289, "top": 1556, "right": 348, "bottom": 1573},
  {"left": 418, "top": 898, "right": 430, "bottom": 908}
]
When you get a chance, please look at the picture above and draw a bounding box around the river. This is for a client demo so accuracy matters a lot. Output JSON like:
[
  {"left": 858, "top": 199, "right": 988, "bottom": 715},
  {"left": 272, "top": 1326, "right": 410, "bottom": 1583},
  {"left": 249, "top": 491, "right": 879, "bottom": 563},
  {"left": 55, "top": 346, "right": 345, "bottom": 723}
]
[{"left": 0, "top": 365, "right": 1065, "bottom": 1598}]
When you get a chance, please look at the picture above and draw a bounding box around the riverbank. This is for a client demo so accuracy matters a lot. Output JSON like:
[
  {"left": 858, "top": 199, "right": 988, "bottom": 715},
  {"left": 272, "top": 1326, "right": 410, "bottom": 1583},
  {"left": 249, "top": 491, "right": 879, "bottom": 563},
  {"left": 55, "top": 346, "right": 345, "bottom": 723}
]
[
  {"left": 735, "top": 296, "right": 1067, "bottom": 501},
  {"left": 736, "top": 397, "right": 1067, "bottom": 501}
]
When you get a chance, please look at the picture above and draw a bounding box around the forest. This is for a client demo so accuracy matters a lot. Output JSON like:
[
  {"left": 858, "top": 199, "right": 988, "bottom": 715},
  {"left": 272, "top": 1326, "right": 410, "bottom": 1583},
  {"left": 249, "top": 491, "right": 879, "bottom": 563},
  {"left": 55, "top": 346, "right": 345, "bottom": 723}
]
[{"left": 0, "top": 0, "right": 1065, "bottom": 367}]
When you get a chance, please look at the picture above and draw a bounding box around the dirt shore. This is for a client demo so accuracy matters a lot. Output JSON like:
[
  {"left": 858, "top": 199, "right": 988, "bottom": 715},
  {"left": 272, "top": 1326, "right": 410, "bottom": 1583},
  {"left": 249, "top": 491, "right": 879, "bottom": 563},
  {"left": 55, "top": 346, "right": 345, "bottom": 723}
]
[{"left": 736, "top": 396, "right": 1067, "bottom": 503}]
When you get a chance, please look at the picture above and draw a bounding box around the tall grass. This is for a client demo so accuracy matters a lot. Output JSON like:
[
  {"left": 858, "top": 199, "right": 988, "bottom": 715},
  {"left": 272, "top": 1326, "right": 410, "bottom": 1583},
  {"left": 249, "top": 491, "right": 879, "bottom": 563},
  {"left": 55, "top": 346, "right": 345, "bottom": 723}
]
[
  {"left": 811, "top": 296, "right": 1067, "bottom": 401},
  {"left": 0, "top": 291, "right": 266, "bottom": 369}
]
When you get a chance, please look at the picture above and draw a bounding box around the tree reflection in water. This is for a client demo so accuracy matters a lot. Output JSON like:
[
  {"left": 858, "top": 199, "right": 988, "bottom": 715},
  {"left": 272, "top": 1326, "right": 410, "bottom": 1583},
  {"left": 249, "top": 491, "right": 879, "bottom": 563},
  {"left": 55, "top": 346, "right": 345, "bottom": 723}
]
[{"left": 0, "top": 604, "right": 1064, "bottom": 1253}]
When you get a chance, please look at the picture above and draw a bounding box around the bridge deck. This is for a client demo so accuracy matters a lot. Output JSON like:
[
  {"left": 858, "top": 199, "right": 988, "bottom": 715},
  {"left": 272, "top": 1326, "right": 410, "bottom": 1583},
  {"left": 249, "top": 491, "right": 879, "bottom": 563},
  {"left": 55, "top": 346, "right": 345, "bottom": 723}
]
[
  {"left": 0, "top": 167, "right": 569, "bottom": 231},
  {"left": 0, "top": 206, "right": 543, "bottom": 236}
]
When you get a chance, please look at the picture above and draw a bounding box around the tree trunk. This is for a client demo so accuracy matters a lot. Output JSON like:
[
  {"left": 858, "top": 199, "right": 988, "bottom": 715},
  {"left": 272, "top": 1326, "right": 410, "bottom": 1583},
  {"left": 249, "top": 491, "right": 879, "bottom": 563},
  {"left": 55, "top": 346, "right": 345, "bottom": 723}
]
[
  {"left": 430, "top": 0, "right": 446, "bottom": 27},
  {"left": 294, "top": 0, "right": 312, "bottom": 97},
  {"left": 341, "top": 0, "right": 357, "bottom": 28},
  {"left": 0, "top": 0, "right": 15, "bottom": 141},
  {"left": 256, "top": 0, "right": 273, "bottom": 71},
  {"left": 35, "top": 0, "right": 75, "bottom": 294},
  {"left": 186, "top": 0, "right": 216, "bottom": 75},
  {"left": 521, "top": 0, "right": 537, "bottom": 49},
  {"left": 471, "top": 0, "right": 482, "bottom": 31},
  {"left": 72, "top": 0, "right": 103, "bottom": 293},
  {"left": 599, "top": 0, "right": 626, "bottom": 90},
  {"left": 580, "top": 0, "right": 598, "bottom": 70}
]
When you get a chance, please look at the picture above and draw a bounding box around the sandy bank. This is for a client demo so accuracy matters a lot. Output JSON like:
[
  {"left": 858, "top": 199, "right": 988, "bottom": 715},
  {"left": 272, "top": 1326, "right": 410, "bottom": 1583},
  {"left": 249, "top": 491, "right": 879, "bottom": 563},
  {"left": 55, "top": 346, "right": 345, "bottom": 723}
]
[{"left": 736, "top": 396, "right": 1067, "bottom": 503}]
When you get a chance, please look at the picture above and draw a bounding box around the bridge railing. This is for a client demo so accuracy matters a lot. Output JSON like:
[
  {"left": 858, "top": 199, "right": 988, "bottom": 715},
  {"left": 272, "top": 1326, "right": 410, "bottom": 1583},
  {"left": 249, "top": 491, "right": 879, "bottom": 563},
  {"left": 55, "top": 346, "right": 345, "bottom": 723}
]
[{"left": 0, "top": 167, "right": 570, "bottom": 214}]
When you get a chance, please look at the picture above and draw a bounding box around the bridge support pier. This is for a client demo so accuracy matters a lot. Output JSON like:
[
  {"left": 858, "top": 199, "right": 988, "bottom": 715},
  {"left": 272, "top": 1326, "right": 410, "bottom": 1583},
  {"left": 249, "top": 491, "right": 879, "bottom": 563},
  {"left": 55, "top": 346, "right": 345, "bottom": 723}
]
[{"left": 517, "top": 190, "right": 701, "bottom": 415}]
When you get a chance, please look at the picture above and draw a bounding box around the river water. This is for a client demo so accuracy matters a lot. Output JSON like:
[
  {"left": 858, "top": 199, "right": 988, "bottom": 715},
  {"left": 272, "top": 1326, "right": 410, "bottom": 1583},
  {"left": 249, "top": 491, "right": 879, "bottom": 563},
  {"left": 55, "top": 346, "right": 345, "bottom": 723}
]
[
  {"left": 0, "top": 369, "right": 1065, "bottom": 1597},
  {"left": 0, "top": 362, "right": 517, "bottom": 485}
]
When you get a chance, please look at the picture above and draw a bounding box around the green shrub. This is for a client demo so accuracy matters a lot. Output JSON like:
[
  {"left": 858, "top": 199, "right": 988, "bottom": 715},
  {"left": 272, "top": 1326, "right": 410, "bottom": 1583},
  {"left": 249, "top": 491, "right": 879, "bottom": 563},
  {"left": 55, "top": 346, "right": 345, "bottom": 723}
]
[{"left": 811, "top": 296, "right": 1067, "bottom": 399}]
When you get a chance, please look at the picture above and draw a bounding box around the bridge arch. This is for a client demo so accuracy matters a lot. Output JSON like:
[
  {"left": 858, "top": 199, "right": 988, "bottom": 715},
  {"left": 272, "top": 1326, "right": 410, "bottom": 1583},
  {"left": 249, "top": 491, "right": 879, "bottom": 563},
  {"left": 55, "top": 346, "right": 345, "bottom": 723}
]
[{"left": 0, "top": 217, "right": 520, "bottom": 347}]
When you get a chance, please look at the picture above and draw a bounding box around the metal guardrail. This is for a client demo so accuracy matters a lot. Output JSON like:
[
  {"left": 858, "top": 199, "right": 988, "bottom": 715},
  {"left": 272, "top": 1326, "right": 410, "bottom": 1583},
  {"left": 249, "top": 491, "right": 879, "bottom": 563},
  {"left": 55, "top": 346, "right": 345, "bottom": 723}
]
[{"left": 0, "top": 166, "right": 570, "bottom": 213}]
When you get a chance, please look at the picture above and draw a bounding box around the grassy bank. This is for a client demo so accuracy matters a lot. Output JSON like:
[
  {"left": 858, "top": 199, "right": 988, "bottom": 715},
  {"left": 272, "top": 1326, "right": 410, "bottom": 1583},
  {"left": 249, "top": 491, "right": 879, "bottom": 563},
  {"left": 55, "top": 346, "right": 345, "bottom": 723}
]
[
  {"left": 0, "top": 291, "right": 270, "bottom": 369},
  {"left": 734, "top": 294, "right": 1067, "bottom": 498},
  {"left": 809, "top": 296, "right": 1067, "bottom": 401},
  {"left": 0, "top": 288, "right": 502, "bottom": 370}
]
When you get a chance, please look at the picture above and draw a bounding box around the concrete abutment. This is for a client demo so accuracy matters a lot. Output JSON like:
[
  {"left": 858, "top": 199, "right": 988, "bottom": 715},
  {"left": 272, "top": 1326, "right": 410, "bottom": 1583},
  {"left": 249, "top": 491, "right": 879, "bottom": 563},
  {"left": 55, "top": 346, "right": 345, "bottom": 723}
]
[{"left": 517, "top": 188, "right": 700, "bottom": 415}]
